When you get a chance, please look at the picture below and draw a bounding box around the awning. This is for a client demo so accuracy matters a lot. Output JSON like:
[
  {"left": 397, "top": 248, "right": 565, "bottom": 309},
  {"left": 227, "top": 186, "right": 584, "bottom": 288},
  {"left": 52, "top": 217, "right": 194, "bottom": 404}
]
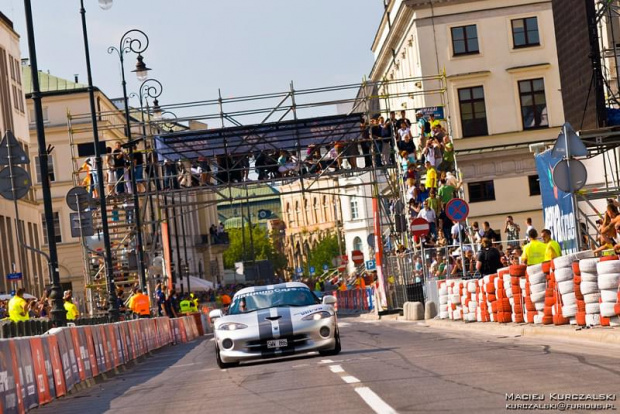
[{"left": 176, "top": 276, "right": 214, "bottom": 291}]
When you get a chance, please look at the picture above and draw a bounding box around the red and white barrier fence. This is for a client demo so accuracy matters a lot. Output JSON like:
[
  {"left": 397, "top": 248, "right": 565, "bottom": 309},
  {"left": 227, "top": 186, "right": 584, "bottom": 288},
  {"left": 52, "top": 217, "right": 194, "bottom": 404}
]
[
  {"left": 438, "top": 251, "right": 620, "bottom": 327},
  {"left": 0, "top": 315, "right": 199, "bottom": 413}
]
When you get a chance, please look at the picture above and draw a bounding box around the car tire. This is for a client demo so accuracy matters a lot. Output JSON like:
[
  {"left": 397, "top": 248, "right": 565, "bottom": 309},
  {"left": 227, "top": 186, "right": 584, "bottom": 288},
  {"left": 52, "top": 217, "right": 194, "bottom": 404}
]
[
  {"left": 216, "top": 345, "right": 239, "bottom": 369},
  {"left": 320, "top": 329, "right": 341, "bottom": 356}
]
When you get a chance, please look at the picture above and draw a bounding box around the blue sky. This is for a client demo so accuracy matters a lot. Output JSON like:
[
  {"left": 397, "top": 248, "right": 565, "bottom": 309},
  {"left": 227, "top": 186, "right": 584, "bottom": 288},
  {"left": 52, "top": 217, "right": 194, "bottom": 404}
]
[{"left": 2, "top": 0, "right": 383, "bottom": 121}]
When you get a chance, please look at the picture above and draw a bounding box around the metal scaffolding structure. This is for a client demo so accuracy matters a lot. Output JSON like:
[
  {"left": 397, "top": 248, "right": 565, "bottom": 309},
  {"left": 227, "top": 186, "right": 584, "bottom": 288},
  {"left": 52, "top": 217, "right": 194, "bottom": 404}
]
[{"left": 66, "top": 74, "right": 448, "bottom": 313}]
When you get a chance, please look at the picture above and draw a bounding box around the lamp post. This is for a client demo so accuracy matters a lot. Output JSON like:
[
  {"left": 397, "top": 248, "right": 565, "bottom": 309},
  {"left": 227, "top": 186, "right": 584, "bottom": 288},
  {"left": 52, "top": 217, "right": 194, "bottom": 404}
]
[
  {"left": 78, "top": 0, "right": 119, "bottom": 320},
  {"left": 23, "top": 0, "right": 65, "bottom": 325},
  {"left": 107, "top": 29, "right": 151, "bottom": 292}
]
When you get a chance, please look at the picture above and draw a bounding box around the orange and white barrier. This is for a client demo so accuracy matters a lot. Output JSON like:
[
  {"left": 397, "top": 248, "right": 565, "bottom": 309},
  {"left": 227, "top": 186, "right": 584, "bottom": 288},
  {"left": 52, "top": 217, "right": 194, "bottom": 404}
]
[
  {"left": 435, "top": 250, "right": 620, "bottom": 328},
  {"left": 0, "top": 315, "right": 199, "bottom": 413}
]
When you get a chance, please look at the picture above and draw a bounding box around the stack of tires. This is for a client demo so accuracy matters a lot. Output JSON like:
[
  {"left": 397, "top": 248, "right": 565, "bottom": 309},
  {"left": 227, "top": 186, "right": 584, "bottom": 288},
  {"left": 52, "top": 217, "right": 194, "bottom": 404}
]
[
  {"left": 447, "top": 280, "right": 463, "bottom": 320},
  {"left": 527, "top": 263, "right": 548, "bottom": 324},
  {"left": 578, "top": 257, "right": 599, "bottom": 326},
  {"left": 495, "top": 268, "right": 512, "bottom": 323},
  {"left": 507, "top": 265, "right": 526, "bottom": 323},
  {"left": 484, "top": 274, "right": 498, "bottom": 322},
  {"left": 596, "top": 256, "right": 620, "bottom": 326},
  {"left": 464, "top": 280, "right": 477, "bottom": 322},
  {"left": 553, "top": 254, "right": 577, "bottom": 325},
  {"left": 476, "top": 278, "right": 491, "bottom": 322},
  {"left": 438, "top": 281, "right": 449, "bottom": 319}
]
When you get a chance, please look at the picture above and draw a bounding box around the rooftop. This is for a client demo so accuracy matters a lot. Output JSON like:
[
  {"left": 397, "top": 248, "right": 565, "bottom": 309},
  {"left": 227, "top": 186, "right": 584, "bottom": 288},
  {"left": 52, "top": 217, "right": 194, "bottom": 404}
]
[{"left": 22, "top": 65, "right": 87, "bottom": 94}]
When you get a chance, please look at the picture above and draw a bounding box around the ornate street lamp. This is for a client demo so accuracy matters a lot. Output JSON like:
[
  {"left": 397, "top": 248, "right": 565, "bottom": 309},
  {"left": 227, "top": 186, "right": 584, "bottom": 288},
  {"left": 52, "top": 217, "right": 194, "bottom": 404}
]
[{"left": 107, "top": 29, "right": 151, "bottom": 292}]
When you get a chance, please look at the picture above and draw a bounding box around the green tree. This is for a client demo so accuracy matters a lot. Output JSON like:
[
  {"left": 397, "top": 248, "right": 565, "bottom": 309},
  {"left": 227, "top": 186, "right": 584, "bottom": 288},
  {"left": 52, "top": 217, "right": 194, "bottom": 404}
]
[
  {"left": 306, "top": 234, "right": 341, "bottom": 275},
  {"left": 223, "top": 225, "right": 287, "bottom": 272}
]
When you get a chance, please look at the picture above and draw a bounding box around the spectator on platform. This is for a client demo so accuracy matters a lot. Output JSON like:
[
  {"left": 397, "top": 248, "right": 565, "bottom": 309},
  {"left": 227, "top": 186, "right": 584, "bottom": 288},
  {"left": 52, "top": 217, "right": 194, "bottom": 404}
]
[
  {"left": 417, "top": 199, "right": 437, "bottom": 239},
  {"left": 482, "top": 221, "right": 499, "bottom": 243},
  {"left": 64, "top": 290, "right": 80, "bottom": 321},
  {"left": 424, "top": 160, "right": 437, "bottom": 190},
  {"left": 504, "top": 215, "right": 521, "bottom": 248},
  {"left": 476, "top": 237, "right": 502, "bottom": 276},
  {"left": 525, "top": 217, "right": 535, "bottom": 243},
  {"left": 112, "top": 141, "right": 126, "bottom": 194}
]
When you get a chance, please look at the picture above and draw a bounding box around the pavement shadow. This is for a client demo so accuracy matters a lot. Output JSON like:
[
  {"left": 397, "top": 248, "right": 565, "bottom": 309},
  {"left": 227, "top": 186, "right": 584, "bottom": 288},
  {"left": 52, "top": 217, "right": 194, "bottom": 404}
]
[{"left": 35, "top": 338, "right": 208, "bottom": 414}]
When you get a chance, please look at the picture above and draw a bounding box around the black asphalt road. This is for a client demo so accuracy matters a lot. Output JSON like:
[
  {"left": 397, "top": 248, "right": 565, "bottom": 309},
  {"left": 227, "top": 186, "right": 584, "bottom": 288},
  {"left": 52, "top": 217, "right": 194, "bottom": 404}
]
[{"left": 34, "top": 318, "right": 620, "bottom": 413}]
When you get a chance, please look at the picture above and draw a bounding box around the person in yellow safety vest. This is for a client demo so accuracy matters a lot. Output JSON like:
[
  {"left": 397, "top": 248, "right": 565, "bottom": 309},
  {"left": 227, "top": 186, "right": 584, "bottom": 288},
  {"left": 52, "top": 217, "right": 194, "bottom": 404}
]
[
  {"left": 179, "top": 295, "right": 192, "bottom": 314},
  {"left": 127, "top": 287, "right": 139, "bottom": 314},
  {"left": 8, "top": 288, "right": 29, "bottom": 322},
  {"left": 338, "top": 281, "right": 347, "bottom": 291},
  {"left": 520, "top": 228, "right": 547, "bottom": 265},
  {"left": 541, "top": 228, "right": 562, "bottom": 262},
  {"left": 130, "top": 289, "right": 151, "bottom": 318},
  {"left": 189, "top": 293, "right": 198, "bottom": 313},
  {"left": 63, "top": 290, "right": 80, "bottom": 321}
]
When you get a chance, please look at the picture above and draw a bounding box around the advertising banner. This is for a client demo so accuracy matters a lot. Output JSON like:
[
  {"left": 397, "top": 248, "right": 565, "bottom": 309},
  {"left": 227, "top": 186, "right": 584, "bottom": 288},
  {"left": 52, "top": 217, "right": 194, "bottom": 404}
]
[
  {"left": 98, "top": 326, "right": 113, "bottom": 372},
  {"left": 107, "top": 325, "right": 121, "bottom": 368},
  {"left": 534, "top": 150, "right": 579, "bottom": 254},
  {"left": 83, "top": 327, "right": 99, "bottom": 378},
  {"left": 45, "top": 335, "right": 65, "bottom": 397},
  {"left": 69, "top": 329, "right": 86, "bottom": 381},
  {"left": 14, "top": 338, "right": 38, "bottom": 410},
  {"left": 76, "top": 328, "right": 92, "bottom": 379},
  {"left": 56, "top": 329, "right": 77, "bottom": 391},
  {"left": 0, "top": 340, "right": 23, "bottom": 413},
  {"left": 29, "top": 337, "right": 52, "bottom": 405}
]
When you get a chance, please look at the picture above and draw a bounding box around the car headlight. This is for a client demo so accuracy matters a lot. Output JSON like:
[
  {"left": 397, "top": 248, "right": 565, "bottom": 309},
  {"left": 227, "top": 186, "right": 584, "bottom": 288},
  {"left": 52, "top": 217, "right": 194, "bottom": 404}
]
[
  {"left": 218, "top": 322, "right": 248, "bottom": 331},
  {"left": 302, "top": 311, "right": 332, "bottom": 321}
]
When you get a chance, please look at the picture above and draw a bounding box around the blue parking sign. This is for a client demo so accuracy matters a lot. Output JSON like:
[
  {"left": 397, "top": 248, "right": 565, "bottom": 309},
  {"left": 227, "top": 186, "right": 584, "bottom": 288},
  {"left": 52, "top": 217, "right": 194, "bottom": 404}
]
[
  {"left": 310, "top": 266, "right": 315, "bottom": 275},
  {"left": 322, "top": 264, "right": 329, "bottom": 271},
  {"left": 365, "top": 260, "right": 376, "bottom": 271},
  {"left": 296, "top": 267, "right": 303, "bottom": 275}
]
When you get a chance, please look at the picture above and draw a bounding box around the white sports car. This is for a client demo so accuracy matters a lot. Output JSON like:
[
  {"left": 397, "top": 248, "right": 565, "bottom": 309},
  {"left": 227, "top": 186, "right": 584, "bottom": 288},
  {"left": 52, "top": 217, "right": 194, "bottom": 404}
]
[{"left": 209, "top": 282, "right": 341, "bottom": 368}]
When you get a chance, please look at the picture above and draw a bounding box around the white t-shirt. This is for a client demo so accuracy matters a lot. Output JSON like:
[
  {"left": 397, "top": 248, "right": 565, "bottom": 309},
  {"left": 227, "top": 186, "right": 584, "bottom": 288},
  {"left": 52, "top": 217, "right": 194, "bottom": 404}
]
[{"left": 417, "top": 207, "right": 436, "bottom": 223}]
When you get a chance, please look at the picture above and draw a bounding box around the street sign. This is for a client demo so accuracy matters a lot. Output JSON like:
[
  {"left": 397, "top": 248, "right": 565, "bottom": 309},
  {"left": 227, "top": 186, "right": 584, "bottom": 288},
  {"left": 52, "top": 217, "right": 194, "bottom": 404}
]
[
  {"left": 337, "top": 264, "right": 346, "bottom": 272},
  {"left": 367, "top": 234, "right": 375, "bottom": 248},
  {"left": 553, "top": 159, "right": 587, "bottom": 192},
  {"left": 365, "top": 259, "right": 376, "bottom": 271},
  {"left": 351, "top": 250, "right": 364, "bottom": 265},
  {"left": 340, "top": 255, "right": 349, "bottom": 265},
  {"left": 296, "top": 267, "right": 303, "bottom": 275},
  {"left": 410, "top": 217, "right": 430, "bottom": 237},
  {"left": 309, "top": 266, "right": 315, "bottom": 275},
  {"left": 0, "top": 131, "right": 30, "bottom": 166},
  {"left": 445, "top": 198, "right": 469, "bottom": 222},
  {"left": 552, "top": 122, "right": 587, "bottom": 158},
  {"left": 322, "top": 264, "right": 329, "bottom": 271},
  {"left": 70, "top": 211, "right": 94, "bottom": 238},
  {"left": 66, "top": 186, "right": 92, "bottom": 212},
  {"left": 0, "top": 166, "right": 31, "bottom": 200},
  {"left": 7, "top": 272, "right": 22, "bottom": 280}
]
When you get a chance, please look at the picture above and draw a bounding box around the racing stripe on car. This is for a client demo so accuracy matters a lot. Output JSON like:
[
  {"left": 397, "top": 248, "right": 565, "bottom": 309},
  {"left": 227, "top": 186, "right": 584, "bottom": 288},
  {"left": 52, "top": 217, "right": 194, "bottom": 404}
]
[
  {"left": 277, "top": 307, "right": 294, "bottom": 350},
  {"left": 257, "top": 309, "right": 276, "bottom": 358}
]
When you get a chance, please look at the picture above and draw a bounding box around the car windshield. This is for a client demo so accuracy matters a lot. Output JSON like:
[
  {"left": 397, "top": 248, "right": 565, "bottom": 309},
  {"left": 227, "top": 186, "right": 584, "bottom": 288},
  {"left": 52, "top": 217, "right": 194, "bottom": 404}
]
[{"left": 228, "top": 286, "right": 320, "bottom": 315}]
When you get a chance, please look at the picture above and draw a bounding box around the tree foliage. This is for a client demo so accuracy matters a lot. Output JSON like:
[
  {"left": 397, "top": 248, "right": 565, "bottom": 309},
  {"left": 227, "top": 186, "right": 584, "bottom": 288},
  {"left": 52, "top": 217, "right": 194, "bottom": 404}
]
[
  {"left": 223, "top": 225, "right": 287, "bottom": 272},
  {"left": 305, "top": 234, "right": 341, "bottom": 275}
]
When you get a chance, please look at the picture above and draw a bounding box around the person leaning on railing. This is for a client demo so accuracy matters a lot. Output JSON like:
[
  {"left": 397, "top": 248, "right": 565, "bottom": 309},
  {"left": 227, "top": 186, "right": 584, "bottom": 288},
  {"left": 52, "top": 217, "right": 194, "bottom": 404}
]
[{"left": 64, "top": 290, "right": 80, "bottom": 321}]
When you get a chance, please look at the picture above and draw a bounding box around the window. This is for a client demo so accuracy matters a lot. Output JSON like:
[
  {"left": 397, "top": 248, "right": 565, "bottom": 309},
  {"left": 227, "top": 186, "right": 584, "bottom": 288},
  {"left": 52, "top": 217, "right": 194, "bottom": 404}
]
[
  {"left": 458, "top": 86, "right": 488, "bottom": 137},
  {"left": 35, "top": 155, "right": 56, "bottom": 183},
  {"left": 451, "top": 25, "right": 479, "bottom": 56},
  {"left": 528, "top": 175, "right": 541, "bottom": 196},
  {"left": 350, "top": 196, "right": 359, "bottom": 220},
  {"left": 468, "top": 180, "right": 495, "bottom": 203},
  {"left": 313, "top": 198, "right": 318, "bottom": 222},
  {"left": 29, "top": 107, "right": 49, "bottom": 124},
  {"left": 519, "top": 78, "right": 548, "bottom": 129},
  {"left": 353, "top": 237, "right": 363, "bottom": 252},
  {"left": 512, "top": 17, "right": 539, "bottom": 48},
  {"left": 41, "top": 212, "right": 62, "bottom": 244}
]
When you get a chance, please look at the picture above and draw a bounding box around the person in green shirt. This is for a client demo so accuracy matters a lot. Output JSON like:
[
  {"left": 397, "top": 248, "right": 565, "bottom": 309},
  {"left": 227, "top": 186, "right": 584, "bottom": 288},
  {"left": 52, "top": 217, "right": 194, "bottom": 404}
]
[
  {"left": 438, "top": 179, "right": 455, "bottom": 204},
  {"left": 426, "top": 188, "right": 442, "bottom": 215},
  {"left": 541, "top": 229, "right": 561, "bottom": 261},
  {"left": 521, "top": 228, "right": 547, "bottom": 265}
]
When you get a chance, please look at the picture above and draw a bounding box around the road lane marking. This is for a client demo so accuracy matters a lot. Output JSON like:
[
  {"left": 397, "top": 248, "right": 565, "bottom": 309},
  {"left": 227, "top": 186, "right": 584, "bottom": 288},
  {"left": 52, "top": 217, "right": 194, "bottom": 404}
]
[
  {"left": 329, "top": 365, "right": 344, "bottom": 373},
  {"left": 320, "top": 359, "right": 334, "bottom": 364},
  {"left": 329, "top": 364, "right": 398, "bottom": 414},
  {"left": 341, "top": 375, "right": 360, "bottom": 384},
  {"left": 355, "top": 387, "right": 398, "bottom": 414}
]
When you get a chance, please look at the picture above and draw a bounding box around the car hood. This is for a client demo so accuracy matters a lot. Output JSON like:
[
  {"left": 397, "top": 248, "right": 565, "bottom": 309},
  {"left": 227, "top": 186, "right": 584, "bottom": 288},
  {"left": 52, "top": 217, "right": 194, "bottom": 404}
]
[{"left": 215, "top": 304, "right": 333, "bottom": 328}]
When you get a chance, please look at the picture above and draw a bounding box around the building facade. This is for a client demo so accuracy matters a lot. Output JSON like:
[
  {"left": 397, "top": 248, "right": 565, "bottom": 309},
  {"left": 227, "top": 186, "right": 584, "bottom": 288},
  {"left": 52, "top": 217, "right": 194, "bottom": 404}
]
[
  {"left": 371, "top": 0, "right": 567, "bottom": 236},
  {"left": 0, "top": 13, "right": 46, "bottom": 296}
]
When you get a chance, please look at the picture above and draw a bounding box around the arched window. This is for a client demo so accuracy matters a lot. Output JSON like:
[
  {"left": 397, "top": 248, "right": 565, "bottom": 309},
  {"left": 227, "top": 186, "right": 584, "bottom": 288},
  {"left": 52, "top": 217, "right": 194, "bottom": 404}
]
[
  {"left": 304, "top": 199, "right": 309, "bottom": 225},
  {"left": 353, "top": 236, "right": 363, "bottom": 251},
  {"left": 286, "top": 202, "right": 292, "bottom": 227},
  {"left": 313, "top": 197, "right": 318, "bottom": 222},
  {"left": 323, "top": 195, "right": 329, "bottom": 222},
  {"left": 350, "top": 196, "right": 359, "bottom": 220},
  {"left": 295, "top": 201, "right": 301, "bottom": 227}
]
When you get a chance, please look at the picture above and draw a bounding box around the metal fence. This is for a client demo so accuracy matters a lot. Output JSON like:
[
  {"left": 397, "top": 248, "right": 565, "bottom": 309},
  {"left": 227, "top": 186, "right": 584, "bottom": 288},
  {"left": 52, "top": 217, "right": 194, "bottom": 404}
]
[{"left": 383, "top": 251, "right": 424, "bottom": 309}]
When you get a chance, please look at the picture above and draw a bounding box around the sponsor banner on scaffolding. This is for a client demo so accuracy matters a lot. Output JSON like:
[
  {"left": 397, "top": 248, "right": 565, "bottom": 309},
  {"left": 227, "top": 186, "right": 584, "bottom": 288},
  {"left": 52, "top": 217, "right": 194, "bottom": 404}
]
[
  {"left": 534, "top": 149, "right": 579, "bottom": 254},
  {"left": 155, "top": 113, "right": 363, "bottom": 159}
]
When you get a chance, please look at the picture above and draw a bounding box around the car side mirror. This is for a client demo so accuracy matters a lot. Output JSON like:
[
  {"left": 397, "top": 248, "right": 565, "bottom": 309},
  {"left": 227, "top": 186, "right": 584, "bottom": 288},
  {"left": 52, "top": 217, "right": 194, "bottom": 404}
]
[
  {"left": 209, "top": 309, "right": 223, "bottom": 320},
  {"left": 322, "top": 295, "right": 337, "bottom": 305}
]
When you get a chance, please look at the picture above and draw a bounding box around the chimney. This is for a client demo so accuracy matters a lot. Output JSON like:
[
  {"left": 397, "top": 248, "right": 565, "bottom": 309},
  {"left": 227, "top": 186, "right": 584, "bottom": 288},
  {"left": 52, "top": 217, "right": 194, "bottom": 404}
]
[
  {"left": 21, "top": 58, "right": 29, "bottom": 66},
  {"left": 74, "top": 74, "right": 79, "bottom": 83}
]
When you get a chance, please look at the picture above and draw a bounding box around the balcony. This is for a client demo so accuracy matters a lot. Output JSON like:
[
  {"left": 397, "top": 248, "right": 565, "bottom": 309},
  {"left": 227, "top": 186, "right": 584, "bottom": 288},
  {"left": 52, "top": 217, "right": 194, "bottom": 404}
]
[{"left": 196, "top": 232, "right": 230, "bottom": 254}]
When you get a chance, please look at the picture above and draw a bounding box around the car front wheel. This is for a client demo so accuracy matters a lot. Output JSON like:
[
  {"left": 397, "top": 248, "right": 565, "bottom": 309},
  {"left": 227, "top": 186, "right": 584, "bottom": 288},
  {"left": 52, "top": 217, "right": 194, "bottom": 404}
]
[
  {"left": 319, "top": 329, "right": 341, "bottom": 356},
  {"left": 216, "top": 345, "right": 239, "bottom": 369}
]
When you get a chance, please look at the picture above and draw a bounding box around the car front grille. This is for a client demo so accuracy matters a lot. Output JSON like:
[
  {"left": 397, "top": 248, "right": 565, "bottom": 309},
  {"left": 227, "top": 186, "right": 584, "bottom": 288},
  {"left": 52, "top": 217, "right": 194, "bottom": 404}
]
[{"left": 245, "top": 334, "right": 309, "bottom": 351}]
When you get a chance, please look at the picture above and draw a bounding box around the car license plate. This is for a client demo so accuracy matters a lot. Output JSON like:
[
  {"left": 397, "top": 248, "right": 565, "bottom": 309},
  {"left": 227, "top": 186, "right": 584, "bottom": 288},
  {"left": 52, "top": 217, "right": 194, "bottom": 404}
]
[{"left": 267, "top": 339, "right": 288, "bottom": 348}]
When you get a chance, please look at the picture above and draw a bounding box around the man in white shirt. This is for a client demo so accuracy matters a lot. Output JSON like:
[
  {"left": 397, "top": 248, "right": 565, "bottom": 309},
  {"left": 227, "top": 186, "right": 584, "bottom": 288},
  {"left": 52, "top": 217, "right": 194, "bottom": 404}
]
[{"left": 417, "top": 200, "right": 437, "bottom": 239}]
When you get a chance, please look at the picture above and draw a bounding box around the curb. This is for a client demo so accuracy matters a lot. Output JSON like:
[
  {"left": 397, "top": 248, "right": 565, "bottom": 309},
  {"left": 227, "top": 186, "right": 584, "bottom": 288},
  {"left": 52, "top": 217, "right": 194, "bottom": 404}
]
[{"left": 420, "top": 318, "right": 620, "bottom": 346}]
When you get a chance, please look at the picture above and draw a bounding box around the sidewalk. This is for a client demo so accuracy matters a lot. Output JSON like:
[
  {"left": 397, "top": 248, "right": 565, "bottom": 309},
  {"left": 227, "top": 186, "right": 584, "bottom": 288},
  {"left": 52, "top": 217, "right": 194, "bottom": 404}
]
[{"left": 354, "top": 311, "right": 620, "bottom": 346}]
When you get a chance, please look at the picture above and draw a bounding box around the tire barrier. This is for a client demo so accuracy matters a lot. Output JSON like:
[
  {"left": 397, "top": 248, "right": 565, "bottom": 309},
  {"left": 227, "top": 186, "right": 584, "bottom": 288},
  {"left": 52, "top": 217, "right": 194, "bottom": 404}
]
[
  {"left": 0, "top": 315, "right": 199, "bottom": 413},
  {"left": 437, "top": 250, "right": 620, "bottom": 327},
  {"left": 334, "top": 287, "right": 375, "bottom": 313}
]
